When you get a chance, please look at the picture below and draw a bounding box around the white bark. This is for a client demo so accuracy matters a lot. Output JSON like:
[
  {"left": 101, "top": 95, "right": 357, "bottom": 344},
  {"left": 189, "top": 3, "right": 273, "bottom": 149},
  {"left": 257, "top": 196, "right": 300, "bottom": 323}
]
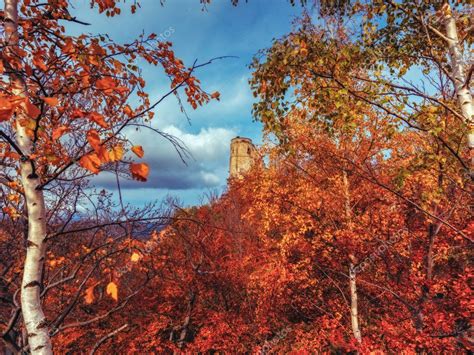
[
  {"left": 443, "top": 4, "right": 474, "bottom": 169},
  {"left": 342, "top": 170, "right": 362, "bottom": 344},
  {"left": 349, "top": 263, "right": 362, "bottom": 344},
  {"left": 4, "top": 0, "right": 53, "bottom": 353}
]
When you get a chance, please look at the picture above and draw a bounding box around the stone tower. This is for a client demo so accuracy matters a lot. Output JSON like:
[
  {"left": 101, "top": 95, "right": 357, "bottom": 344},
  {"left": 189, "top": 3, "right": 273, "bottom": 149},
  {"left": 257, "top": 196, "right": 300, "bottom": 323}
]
[{"left": 229, "top": 136, "right": 256, "bottom": 178}]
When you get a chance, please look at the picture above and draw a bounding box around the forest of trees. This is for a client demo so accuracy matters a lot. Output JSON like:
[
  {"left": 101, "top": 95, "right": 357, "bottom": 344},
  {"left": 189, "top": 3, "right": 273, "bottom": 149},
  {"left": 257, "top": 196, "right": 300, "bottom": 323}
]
[{"left": 0, "top": 0, "right": 472, "bottom": 353}]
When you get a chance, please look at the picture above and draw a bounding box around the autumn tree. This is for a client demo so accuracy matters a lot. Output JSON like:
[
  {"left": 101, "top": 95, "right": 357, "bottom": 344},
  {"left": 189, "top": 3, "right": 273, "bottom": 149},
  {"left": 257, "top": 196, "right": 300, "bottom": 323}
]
[
  {"left": 0, "top": 0, "right": 220, "bottom": 353},
  {"left": 247, "top": 2, "right": 472, "bottom": 351}
]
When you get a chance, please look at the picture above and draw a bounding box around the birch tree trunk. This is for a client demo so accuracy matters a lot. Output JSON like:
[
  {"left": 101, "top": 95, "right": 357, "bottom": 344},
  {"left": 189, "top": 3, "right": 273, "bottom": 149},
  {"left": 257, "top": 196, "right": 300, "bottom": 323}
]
[
  {"left": 349, "top": 262, "right": 362, "bottom": 343},
  {"left": 342, "top": 170, "right": 362, "bottom": 344},
  {"left": 443, "top": 4, "right": 474, "bottom": 170},
  {"left": 4, "top": 0, "right": 53, "bottom": 353}
]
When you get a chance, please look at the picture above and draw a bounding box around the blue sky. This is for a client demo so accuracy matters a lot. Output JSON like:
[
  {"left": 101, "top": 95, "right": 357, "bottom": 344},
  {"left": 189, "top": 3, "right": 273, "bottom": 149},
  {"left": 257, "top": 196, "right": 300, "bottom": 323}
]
[{"left": 68, "top": 0, "right": 303, "bottom": 206}]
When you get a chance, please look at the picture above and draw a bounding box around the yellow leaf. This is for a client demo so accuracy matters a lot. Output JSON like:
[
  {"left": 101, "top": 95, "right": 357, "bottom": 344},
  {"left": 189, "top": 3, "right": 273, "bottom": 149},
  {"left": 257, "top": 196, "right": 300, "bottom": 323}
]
[
  {"left": 131, "top": 252, "right": 140, "bottom": 262},
  {"left": 109, "top": 145, "right": 124, "bottom": 162},
  {"left": 106, "top": 281, "right": 118, "bottom": 301},
  {"left": 131, "top": 145, "right": 144, "bottom": 158}
]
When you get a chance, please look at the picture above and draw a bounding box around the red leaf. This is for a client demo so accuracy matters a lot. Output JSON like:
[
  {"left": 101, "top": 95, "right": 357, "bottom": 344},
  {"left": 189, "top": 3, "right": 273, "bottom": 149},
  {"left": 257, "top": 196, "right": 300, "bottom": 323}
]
[
  {"left": 0, "top": 97, "right": 13, "bottom": 121},
  {"left": 25, "top": 100, "right": 41, "bottom": 119},
  {"left": 97, "top": 146, "right": 110, "bottom": 163},
  {"left": 71, "top": 109, "right": 85, "bottom": 119}
]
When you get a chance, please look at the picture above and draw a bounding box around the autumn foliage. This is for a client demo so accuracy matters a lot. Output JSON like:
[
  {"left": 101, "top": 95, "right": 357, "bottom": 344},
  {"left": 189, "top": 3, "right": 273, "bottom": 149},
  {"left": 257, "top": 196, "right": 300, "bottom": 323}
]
[
  {"left": 13, "top": 154, "right": 469, "bottom": 353},
  {"left": 1, "top": 0, "right": 473, "bottom": 353}
]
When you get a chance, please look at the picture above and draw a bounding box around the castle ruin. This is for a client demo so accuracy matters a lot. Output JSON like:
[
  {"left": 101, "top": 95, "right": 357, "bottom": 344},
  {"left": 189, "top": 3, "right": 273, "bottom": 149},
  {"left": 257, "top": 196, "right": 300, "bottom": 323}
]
[{"left": 229, "top": 136, "right": 256, "bottom": 178}]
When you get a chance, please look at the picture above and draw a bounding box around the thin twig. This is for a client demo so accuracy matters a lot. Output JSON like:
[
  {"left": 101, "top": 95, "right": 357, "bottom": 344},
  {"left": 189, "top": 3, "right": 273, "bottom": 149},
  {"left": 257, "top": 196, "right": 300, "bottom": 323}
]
[{"left": 89, "top": 324, "right": 128, "bottom": 355}]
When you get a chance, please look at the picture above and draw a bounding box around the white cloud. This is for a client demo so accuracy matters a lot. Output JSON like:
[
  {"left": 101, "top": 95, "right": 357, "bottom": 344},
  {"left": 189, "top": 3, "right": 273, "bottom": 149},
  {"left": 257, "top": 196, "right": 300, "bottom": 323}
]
[{"left": 93, "top": 124, "right": 236, "bottom": 191}]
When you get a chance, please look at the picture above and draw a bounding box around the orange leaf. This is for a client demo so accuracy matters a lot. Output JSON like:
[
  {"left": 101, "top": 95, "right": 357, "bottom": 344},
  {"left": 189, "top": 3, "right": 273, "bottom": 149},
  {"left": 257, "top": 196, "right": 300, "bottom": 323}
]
[
  {"left": 79, "top": 153, "right": 101, "bottom": 174},
  {"left": 84, "top": 285, "right": 95, "bottom": 304},
  {"left": 7, "top": 194, "right": 20, "bottom": 203},
  {"left": 131, "top": 145, "right": 144, "bottom": 158},
  {"left": 52, "top": 126, "right": 68, "bottom": 140},
  {"left": 96, "top": 77, "right": 116, "bottom": 92},
  {"left": 87, "top": 129, "right": 101, "bottom": 153},
  {"left": 130, "top": 162, "right": 149, "bottom": 182},
  {"left": 43, "top": 97, "right": 59, "bottom": 106},
  {"left": 97, "top": 146, "right": 110, "bottom": 163},
  {"left": 106, "top": 282, "right": 118, "bottom": 301},
  {"left": 123, "top": 105, "right": 133, "bottom": 117},
  {"left": 89, "top": 112, "right": 108, "bottom": 128},
  {"left": 32, "top": 54, "right": 48, "bottom": 71},
  {"left": 2, "top": 206, "right": 20, "bottom": 219},
  {"left": 62, "top": 38, "right": 74, "bottom": 54}
]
